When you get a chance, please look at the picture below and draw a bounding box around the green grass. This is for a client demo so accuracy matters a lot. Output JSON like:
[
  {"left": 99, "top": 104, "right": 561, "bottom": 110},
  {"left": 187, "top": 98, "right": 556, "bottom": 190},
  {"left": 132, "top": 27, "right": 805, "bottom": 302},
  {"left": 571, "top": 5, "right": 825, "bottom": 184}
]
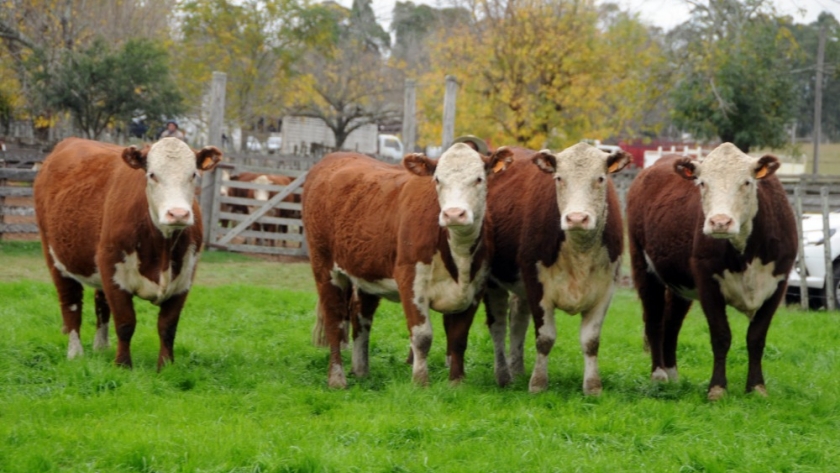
[{"left": 1, "top": 241, "right": 839, "bottom": 472}]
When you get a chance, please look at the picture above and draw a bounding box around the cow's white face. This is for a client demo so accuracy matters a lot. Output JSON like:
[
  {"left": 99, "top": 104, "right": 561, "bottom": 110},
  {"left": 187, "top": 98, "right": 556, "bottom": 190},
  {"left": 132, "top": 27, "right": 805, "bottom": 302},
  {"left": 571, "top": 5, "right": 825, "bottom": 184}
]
[
  {"left": 403, "top": 143, "right": 513, "bottom": 235},
  {"left": 675, "top": 143, "right": 779, "bottom": 240},
  {"left": 122, "top": 137, "right": 221, "bottom": 235},
  {"left": 533, "top": 143, "right": 630, "bottom": 232}
]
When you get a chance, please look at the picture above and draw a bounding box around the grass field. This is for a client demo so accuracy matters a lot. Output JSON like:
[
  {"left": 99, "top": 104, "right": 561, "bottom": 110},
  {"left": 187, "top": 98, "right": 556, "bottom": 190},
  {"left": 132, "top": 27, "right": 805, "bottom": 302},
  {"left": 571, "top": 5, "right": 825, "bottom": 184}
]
[{"left": 1, "top": 241, "right": 839, "bottom": 472}]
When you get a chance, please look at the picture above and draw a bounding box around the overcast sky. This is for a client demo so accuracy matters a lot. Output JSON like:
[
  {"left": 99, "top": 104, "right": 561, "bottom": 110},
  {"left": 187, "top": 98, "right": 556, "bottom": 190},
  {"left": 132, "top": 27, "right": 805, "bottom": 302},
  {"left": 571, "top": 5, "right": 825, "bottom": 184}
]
[{"left": 336, "top": 0, "right": 840, "bottom": 32}]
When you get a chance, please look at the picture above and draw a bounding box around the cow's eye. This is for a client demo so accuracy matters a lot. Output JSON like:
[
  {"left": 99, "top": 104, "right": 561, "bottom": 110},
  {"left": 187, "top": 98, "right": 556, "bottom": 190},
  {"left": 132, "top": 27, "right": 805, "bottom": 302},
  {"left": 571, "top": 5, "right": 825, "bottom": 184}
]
[
  {"left": 554, "top": 175, "right": 562, "bottom": 182},
  {"left": 434, "top": 176, "right": 440, "bottom": 184},
  {"left": 476, "top": 176, "right": 484, "bottom": 184},
  {"left": 193, "top": 172, "right": 200, "bottom": 180},
  {"left": 743, "top": 180, "right": 751, "bottom": 187},
  {"left": 147, "top": 172, "right": 158, "bottom": 182},
  {"left": 698, "top": 181, "right": 705, "bottom": 188},
  {"left": 597, "top": 176, "right": 605, "bottom": 184}
]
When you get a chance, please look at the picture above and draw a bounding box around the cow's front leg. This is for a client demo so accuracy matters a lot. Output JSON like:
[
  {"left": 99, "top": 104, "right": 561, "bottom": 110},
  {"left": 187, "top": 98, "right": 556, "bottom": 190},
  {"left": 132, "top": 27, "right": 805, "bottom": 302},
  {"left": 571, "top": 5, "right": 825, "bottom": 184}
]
[
  {"left": 745, "top": 283, "right": 785, "bottom": 396},
  {"left": 102, "top": 286, "right": 137, "bottom": 368},
  {"left": 484, "top": 284, "right": 511, "bottom": 386},
  {"left": 157, "top": 292, "right": 187, "bottom": 371},
  {"left": 398, "top": 266, "right": 432, "bottom": 386},
  {"left": 578, "top": 284, "right": 615, "bottom": 396},
  {"left": 697, "top": 279, "right": 731, "bottom": 401},
  {"left": 443, "top": 302, "right": 479, "bottom": 384},
  {"left": 529, "top": 299, "right": 556, "bottom": 394}
]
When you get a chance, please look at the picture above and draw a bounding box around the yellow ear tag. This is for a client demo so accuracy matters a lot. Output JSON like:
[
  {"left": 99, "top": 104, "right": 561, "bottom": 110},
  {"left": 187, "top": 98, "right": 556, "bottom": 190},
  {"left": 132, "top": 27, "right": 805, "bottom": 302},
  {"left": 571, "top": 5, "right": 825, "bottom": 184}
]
[
  {"left": 607, "top": 161, "right": 621, "bottom": 173},
  {"left": 492, "top": 160, "right": 506, "bottom": 173},
  {"left": 200, "top": 157, "right": 215, "bottom": 170},
  {"left": 755, "top": 166, "right": 768, "bottom": 179}
]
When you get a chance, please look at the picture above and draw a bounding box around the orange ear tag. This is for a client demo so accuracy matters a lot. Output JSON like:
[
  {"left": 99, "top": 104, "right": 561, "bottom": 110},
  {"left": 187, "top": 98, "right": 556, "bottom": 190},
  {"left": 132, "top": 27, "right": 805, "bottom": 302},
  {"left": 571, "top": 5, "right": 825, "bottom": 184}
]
[
  {"left": 200, "top": 157, "right": 215, "bottom": 170},
  {"left": 755, "top": 166, "right": 768, "bottom": 179},
  {"left": 492, "top": 160, "right": 506, "bottom": 173}
]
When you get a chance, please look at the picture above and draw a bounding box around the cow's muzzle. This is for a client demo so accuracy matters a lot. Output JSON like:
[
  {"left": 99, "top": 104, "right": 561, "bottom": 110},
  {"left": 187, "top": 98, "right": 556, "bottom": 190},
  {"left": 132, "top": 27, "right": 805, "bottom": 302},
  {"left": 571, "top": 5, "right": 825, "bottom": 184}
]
[
  {"left": 561, "top": 212, "right": 594, "bottom": 231},
  {"left": 164, "top": 207, "right": 193, "bottom": 227},
  {"left": 707, "top": 214, "right": 736, "bottom": 237},
  {"left": 441, "top": 207, "right": 471, "bottom": 226}
]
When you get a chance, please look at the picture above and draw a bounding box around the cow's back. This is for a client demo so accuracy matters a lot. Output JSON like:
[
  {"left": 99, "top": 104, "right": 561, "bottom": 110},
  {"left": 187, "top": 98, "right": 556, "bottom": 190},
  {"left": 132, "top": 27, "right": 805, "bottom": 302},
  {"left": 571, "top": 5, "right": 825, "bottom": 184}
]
[
  {"left": 303, "top": 152, "right": 423, "bottom": 279},
  {"left": 626, "top": 156, "right": 699, "bottom": 289},
  {"left": 35, "top": 138, "right": 130, "bottom": 274}
]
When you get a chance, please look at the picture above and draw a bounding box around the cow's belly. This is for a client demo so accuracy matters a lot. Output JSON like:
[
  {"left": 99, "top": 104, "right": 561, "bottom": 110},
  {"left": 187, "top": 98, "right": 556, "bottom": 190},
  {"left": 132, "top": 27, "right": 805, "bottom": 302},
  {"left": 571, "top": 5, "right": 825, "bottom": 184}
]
[
  {"left": 49, "top": 246, "right": 103, "bottom": 289},
  {"left": 713, "top": 259, "right": 784, "bottom": 318},
  {"left": 418, "top": 253, "right": 488, "bottom": 314},
  {"left": 112, "top": 246, "right": 198, "bottom": 305},
  {"left": 536, "top": 248, "right": 618, "bottom": 315}
]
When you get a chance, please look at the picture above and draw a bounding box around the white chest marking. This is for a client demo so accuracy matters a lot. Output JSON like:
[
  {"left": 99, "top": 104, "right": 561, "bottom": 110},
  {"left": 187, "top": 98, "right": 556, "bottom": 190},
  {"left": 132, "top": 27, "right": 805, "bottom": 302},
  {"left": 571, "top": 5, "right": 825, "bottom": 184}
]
[
  {"left": 49, "top": 246, "right": 103, "bottom": 288},
  {"left": 713, "top": 258, "right": 783, "bottom": 318},
  {"left": 415, "top": 251, "right": 487, "bottom": 314},
  {"left": 112, "top": 245, "right": 198, "bottom": 305},
  {"left": 537, "top": 246, "right": 618, "bottom": 315}
]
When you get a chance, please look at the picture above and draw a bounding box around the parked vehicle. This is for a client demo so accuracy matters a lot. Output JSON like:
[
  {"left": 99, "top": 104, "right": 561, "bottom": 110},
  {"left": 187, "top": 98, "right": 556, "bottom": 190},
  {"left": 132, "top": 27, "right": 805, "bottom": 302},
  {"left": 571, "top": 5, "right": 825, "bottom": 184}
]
[
  {"left": 245, "top": 136, "right": 262, "bottom": 152},
  {"left": 377, "top": 134, "right": 404, "bottom": 161},
  {"left": 266, "top": 135, "right": 282, "bottom": 154},
  {"left": 787, "top": 211, "right": 840, "bottom": 309}
]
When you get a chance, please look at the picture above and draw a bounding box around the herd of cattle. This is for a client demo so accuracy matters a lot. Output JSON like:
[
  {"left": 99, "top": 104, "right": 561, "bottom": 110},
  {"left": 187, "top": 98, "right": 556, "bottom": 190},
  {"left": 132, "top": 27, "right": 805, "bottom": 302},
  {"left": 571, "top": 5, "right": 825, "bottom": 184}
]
[{"left": 32, "top": 136, "right": 796, "bottom": 401}]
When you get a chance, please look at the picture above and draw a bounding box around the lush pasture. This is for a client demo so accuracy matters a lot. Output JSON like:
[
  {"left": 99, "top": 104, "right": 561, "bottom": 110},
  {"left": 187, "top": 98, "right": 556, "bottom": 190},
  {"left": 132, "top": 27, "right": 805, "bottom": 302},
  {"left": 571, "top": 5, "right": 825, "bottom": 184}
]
[{"left": 1, "top": 241, "right": 839, "bottom": 472}]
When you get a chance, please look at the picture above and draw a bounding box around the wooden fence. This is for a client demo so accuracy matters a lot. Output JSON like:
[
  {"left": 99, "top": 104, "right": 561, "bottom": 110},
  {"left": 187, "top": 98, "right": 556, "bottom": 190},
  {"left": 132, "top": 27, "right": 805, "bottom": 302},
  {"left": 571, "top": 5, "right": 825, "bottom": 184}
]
[{"left": 0, "top": 148, "right": 42, "bottom": 239}]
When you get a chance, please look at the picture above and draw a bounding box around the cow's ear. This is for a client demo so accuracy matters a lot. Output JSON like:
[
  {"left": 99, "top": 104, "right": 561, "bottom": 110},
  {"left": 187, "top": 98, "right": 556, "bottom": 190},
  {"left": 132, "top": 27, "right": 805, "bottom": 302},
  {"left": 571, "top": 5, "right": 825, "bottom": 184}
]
[
  {"left": 485, "top": 146, "right": 514, "bottom": 174},
  {"left": 196, "top": 146, "right": 222, "bottom": 171},
  {"left": 674, "top": 157, "right": 697, "bottom": 180},
  {"left": 532, "top": 149, "right": 556, "bottom": 174},
  {"left": 754, "top": 155, "right": 780, "bottom": 180},
  {"left": 122, "top": 145, "right": 149, "bottom": 170},
  {"left": 606, "top": 150, "right": 632, "bottom": 174},
  {"left": 403, "top": 153, "right": 437, "bottom": 176}
]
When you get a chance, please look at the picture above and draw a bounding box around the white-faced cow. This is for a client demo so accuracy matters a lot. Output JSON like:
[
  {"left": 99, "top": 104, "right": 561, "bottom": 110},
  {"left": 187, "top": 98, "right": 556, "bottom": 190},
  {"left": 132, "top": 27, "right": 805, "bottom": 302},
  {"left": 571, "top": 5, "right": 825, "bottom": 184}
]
[
  {"left": 484, "top": 143, "right": 630, "bottom": 394},
  {"left": 303, "top": 144, "right": 513, "bottom": 388},
  {"left": 627, "top": 143, "right": 797, "bottom": 400},
  {"left": 34, "top": 137, "right": 222, "bottom": 369}
]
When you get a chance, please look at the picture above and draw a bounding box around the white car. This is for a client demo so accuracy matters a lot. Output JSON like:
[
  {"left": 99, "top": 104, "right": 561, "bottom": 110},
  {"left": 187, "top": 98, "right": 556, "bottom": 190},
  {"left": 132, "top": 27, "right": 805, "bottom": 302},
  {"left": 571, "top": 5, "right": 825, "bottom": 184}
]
[
  {"left": 245, "top": 136, "right": 262, "bottom": 152},
  {"left": 266, "top": 135, "right": 282, "bottom": 153},
  {"left": 787, "top": 211, "right": 840, "bottom": 309}
]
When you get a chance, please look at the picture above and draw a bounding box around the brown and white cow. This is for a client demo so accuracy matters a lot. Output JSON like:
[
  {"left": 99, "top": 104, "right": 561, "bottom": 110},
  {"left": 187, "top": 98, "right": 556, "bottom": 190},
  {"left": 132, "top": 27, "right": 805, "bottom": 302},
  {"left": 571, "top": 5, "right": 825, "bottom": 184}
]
[
  {"left": 303, "top": 143, "right": 513, "bottom": 388},
  {"left": 33, "top": 137, "right": 221, "bottom": 369},
  {"left": 627, "top": 143, "right": 797, "bottom": 400},
  {"left": 484, "top": 143, "right": 630, "bottom": 394}
]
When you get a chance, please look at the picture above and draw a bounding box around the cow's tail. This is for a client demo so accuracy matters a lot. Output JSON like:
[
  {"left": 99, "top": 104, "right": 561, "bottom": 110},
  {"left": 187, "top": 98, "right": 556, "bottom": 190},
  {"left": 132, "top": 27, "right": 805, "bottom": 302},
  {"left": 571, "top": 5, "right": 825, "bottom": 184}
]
[{"left": 311, "top": 299, "right": 329, "bottom": 347}]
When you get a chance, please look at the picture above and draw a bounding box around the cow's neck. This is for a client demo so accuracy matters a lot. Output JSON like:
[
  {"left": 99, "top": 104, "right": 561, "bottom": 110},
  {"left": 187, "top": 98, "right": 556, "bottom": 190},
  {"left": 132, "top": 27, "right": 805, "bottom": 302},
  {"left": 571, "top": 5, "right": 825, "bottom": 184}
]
[
  {"left": 447, "top": 224, "right": 482, "bottom": 258},
  {"left": 563, "top": 220, "right": 606, "bottom": 254}
]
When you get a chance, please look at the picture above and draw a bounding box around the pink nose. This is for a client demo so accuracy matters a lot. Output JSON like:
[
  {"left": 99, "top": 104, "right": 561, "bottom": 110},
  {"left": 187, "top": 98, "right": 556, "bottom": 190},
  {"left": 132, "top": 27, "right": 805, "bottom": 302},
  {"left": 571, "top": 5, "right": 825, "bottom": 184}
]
[
  {"left": 709, "top": 214, "right": 733, "bottom": 233},
  {"left": 565, "top": 212, "right": 590, "bottom": 229},
  {"left": 165, "top": 208, "right": 191, "bottom": 225},
  {"left": 442, "top": 208, "right": 469, "bottom": 225}
]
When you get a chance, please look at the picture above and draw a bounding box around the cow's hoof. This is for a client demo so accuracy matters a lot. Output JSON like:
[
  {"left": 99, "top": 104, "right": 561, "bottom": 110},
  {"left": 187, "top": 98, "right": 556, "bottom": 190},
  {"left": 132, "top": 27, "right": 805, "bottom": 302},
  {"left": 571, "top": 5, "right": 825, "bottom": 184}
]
[
  {"left": 412, "top": 370, "right": 429, "bottom": 386},
  {"left": 651, "top": 367, "right": 669, "bottom": 382},
  {"left": 751, "top": 384, "right": 768, "bottom": 397},
  {"left": 707, "top": 385, "right": 726, "bottom": 401},
  {"left": 93, "top": 325, "right": 110, "bottom": 351},
  {"left": 528, "top": 374, "right": 548, "bottom": 393},
  {"left": 67, "top": 330, "right": 84, "bottom": 359},
  {"left": 665, "top": 367, "right": 679, "bottom": 382},
  {"left": 328, "top": 364, "right": 347, "bottom": 389},
  {"left": 495, "top": 366, "right": 512, "bottom": 387},
  {"left": 584, "top": 378, "right": 602, "bottom": 396},
  {"left": 509, "top": 359, "right": 525, "bottom": 377}
]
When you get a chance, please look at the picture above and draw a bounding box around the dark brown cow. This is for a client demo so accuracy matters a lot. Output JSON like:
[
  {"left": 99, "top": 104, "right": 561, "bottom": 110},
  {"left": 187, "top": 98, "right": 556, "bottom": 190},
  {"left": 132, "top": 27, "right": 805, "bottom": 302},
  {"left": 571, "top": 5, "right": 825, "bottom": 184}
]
[
  {"left": 34, "top": 137, "right": 221, "bottom": 369},
  {"left": 627, "top": 143, "right": 797, "bottom": 400},
  {"left": 303, "top": 144, "right": 512, "bottom": 388},
  {"left": 483, "top": 143, "right": 630, "bottom": 394}
]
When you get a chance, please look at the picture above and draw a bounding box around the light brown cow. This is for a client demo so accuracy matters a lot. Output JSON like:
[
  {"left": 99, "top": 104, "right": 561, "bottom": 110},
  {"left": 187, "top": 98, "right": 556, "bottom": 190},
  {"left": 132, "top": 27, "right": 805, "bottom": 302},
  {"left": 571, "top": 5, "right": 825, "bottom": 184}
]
[
  {"left": 33, "top": 137, "right": 221, "bottom": 369},
  {"left": 483, "top": 143, "right": 630, "bottom": 394},
  {"left": 303, "top": 144, "right": 512, "bottom": 388},
  {"left": 627, "top": 143, "right": 797, "bottom": 400}
]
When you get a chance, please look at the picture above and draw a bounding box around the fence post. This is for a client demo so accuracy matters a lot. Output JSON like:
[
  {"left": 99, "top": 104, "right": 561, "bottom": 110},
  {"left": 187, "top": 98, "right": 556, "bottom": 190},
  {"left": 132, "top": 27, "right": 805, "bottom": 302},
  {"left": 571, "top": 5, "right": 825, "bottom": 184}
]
[
  {"left": 794, "top": 186, "right": 809, "bottom": 309},
  {"left": 403, "top": 79, "right": 416, "bottom": 155},
  {"left": 821, "top": 187, "right": 835, "bottom": 310},
  {"left": 441, "top": 75, "right": 458, "bottom": 150},
  {"left": 201, "top": 71, "right": 227, "bottom": 245}
]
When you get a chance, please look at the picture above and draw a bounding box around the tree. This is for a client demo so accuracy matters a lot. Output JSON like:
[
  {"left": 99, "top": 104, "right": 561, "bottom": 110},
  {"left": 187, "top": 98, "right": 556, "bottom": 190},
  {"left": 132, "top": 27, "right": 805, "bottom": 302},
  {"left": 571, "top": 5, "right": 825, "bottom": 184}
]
[
  {"left": 668, "top": 0, "right": 800, "bottom": 152},
  {"left": 285, "top": 0, "right": 401, "bottom": 149},
  {"left": 176, "top": 0, "right": 336, "bottom": 131},
  {"left": 414, "top": 0, "right": 668, "bottom": 150},
  {"left": 35, "top": 38, "right": 183, "bottom": 139}
]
